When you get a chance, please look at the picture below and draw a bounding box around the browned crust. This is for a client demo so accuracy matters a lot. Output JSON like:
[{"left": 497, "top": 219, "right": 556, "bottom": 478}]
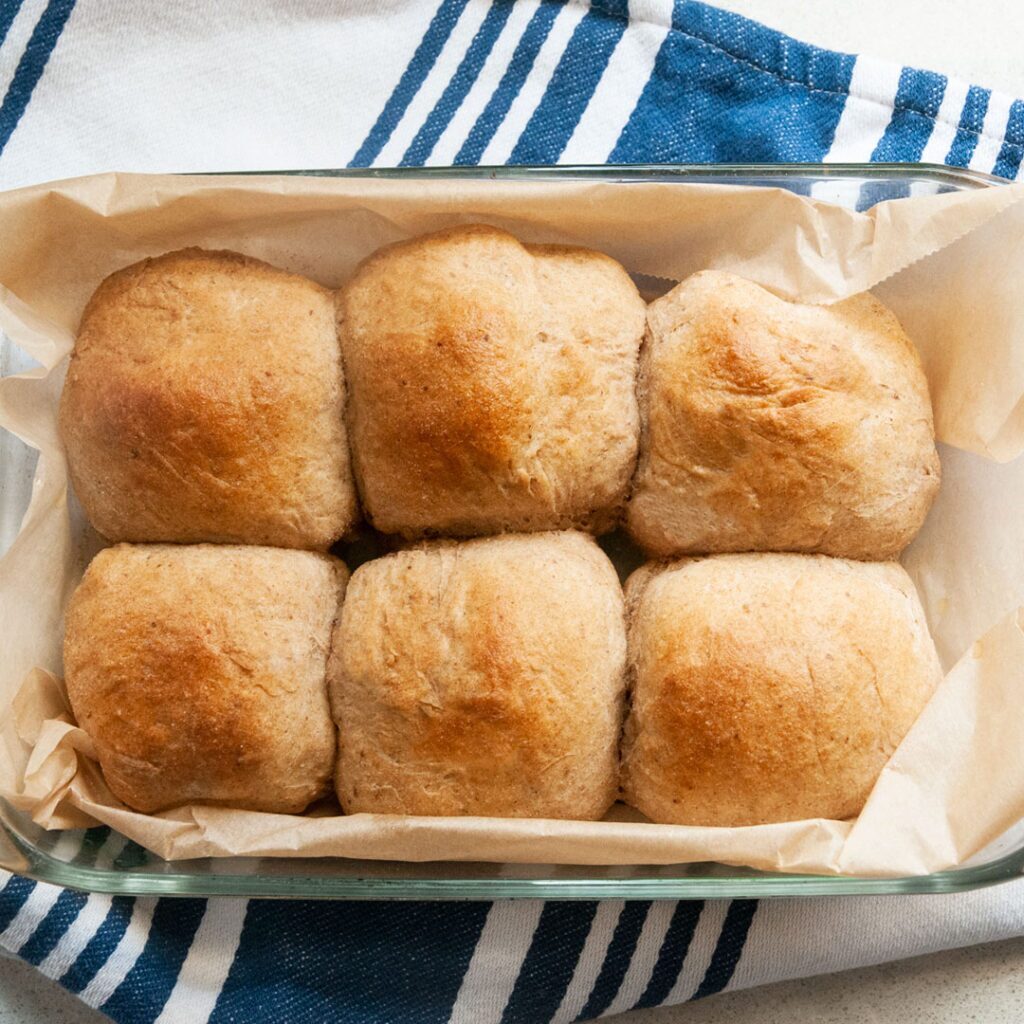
[
  {"left": 59, "top": 248, "right": 357, "bottom": 549},
  {"left": 64, "top": 544, "right": 348, "bottom": 813},
  {"left": 627, "top": 271, "right": 940, "bottom": 559},
  {"left": 328, "top": 532, "right": 627, "bottom": 819},
  {"left": 337, "top": 224, "right": 645, "bottom": 538},
  {"left": 621, "top": 553, "right": 942, "bottom": 826}
]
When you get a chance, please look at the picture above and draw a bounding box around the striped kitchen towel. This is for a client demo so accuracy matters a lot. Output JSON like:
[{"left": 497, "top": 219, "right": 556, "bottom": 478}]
[
  {"left": 0, "top": 0, "right": 1021, "bottom": 184},
  {"left": 2, "top": 1, "right": 1024, "bottom": 1023},
  {"left": 3, "top": 835, "right": 1024, "bottom": 1023}
]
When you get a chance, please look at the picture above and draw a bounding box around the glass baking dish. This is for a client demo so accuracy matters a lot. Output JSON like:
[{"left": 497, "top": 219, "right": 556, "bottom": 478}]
[{"left": 1, "top": 162, "right": 1020, "bottom": 900}]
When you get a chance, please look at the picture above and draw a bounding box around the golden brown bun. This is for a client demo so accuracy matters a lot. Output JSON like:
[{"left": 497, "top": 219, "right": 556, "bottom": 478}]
[
  {"left": 338, "top": 224, "right": 645, "bottom": 538},
  {"left": 59, "top": 248, "right": 357, "bottom": 550},
  {"left": 627, "top": 271, "right": 940, "bottom": 559},
  {"left": 621, "top": 553, "right": 941, "bottom": 826},
  {"left": 64, "top": 544, "right": 347, "bottom": 814},
  {"left": 329, "top": 532, "right": 626, "bottom": 818}
]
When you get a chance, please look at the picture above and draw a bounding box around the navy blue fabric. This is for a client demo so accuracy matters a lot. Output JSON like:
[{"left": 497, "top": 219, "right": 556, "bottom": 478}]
[
  {"left": 78, "top": 825, "right": 117, "bottom": 865},
  {"left": 634, "top": 901, "right": 706, "bottom": 1008},
  {"left": 14, "top": 829, "right": 109, "bottom": 967},
  {"left": 0, "top": 874, "right": 34, "bottom": 932},
  {"left": 0, "top": 0, "right": 76, "bottom": 155},
  {"left": 577, "top": 901, "right": 653, "bottom": 1020},
  {"left": 500, "top": 902, "right": 599, "bottom": 1024},
  {"left": 208, "top": 899, "right": 490, "bottom": 1024},
  {"left": 610, "top": 1, "right": 855, "bottom": 163},
  {"left": 113, "top": 840, "right": 150, "bottom": 871},
  {"left": 692, "top": 900, "right": 760, "bottom": 999},
  {"left": 101, "top": 899, "right": 206, "bottom": 1022},
  {"left": 0, "top": 0, "right": 24, "bottom": 47},
  {"left": 18, "top": 889, "right": 88, "bottom": 966},
  {"left": 60, "top": 895, "right": 137, "bottom": 995}
]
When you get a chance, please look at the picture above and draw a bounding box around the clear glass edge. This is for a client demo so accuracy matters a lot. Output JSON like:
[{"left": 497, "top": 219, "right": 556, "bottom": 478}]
[
  {"left": 198, "top": 161, "right": 1009, "bottom": 188},
  {"left": 5, "top": 814, "right": 1023, "bottom": 900},
  {"left": 3, "top": 160, "right": 1018, "bottom": 899}
]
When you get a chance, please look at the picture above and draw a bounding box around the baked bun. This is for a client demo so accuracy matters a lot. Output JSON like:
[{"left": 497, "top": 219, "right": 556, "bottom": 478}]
[
  {"left": 329, "top": 531, "right": 625, "bottom": 818},
  {"left": 621, "top": 553, "right": 941, "bottom": 826},
  {"left": 627, "top": 271, "right": 940, "bottom": 559},
  {"left": 338, "top": 224, "right": 645, "bottom": 538},
  {"left": 59, "top": 248, "right": 357, "bottom": 549},
  {"left": 64, "top": 544, "right": 347, "bottom": 814}
]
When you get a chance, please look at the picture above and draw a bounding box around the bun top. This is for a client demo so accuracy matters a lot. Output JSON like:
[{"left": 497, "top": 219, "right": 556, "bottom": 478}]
[
  {"left": 627, "top": 270, "right": 940, "bottom": 559},
  {"left": 338, "top": 224, "right": 645, "bottom": 538},
  {"left": 621, "top": 552, "right": 942, "bottom": 826},
  {"left": 63, "top": 543, "right": 347, "bottom": 814},
  {"left": 59, "top": 247, "right": 357, "bottom": 549},
  {"left": 330, "top": 531, "right": 626, "bottom": 819}
]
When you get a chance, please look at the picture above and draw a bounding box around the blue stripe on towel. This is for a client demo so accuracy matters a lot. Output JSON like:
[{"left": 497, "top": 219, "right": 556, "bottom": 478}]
[
  {"left": 500, "top": 902, "right": 599, "bottom": 1024},
  {"left": 401, "top": 0, "right": 515, "bottom": 165},
  {"left": 0, "top": 0, "right": 77, "bottom": 155},
  {"left": 100, "top": 898, "right": 207, "bottom": 1021},
  {"left": 633, "top": 901, "right": 706, "bottom": 1009},
  {"left": 992, "top": 99, "right": 1024, "bottom": 179},
  {"left": 0, "top": 875, "right": 35, "bottom": 933},
  {"left": 348, "top": 0, "right": 466, "bottom": 167},
  {"left": 871, "top": 67, "right": 947, "bottom": 162},
  {"left": 59, "top": 896, "right": 136, "bottom": 995},
  {"left": 578, "top": 901, "right": 653, "bottom": 1019},
  {"left": 692, "top": 899, "right": 759, "bottom": 999},
  {"left": 0, "top": 0, "right": 24, "bottom": 46},
  {"left": 945, "top": 84, "right": 990, "bottom": 167},
  {"left": 507, "top": 0, "right": 629, "bottom": 163},
  {"left": 210, "top": 900, "right": 491, "bottom": 1024},
  {"left": 611, "top": 0, "right": 854, "bottom": 162},
  {"left": 454, "top": 0, "right": 562, "bottom": 164}
]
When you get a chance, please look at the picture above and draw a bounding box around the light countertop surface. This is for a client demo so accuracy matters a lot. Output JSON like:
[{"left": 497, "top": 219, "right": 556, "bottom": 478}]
[{"left": 3, "top": 2, "right": 1023, "bottom": 1023}]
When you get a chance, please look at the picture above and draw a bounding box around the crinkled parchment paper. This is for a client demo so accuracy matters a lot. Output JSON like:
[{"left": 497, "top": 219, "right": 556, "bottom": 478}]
[{"left": 1, "top": 173, "right": 1023, "bottom": 875}]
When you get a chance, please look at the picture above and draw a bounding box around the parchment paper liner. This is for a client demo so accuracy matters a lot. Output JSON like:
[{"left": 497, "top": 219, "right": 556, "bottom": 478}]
[{"left": 2, "top": 173, "right": 1022, "bottom": 875}]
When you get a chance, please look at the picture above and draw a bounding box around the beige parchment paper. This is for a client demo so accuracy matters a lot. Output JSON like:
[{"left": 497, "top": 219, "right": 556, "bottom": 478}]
[{"left": 1, "top": 172, "right": 1023, "bottom": 876}]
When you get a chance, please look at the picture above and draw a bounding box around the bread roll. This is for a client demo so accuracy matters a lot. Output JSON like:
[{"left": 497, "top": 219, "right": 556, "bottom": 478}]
[
  {"left": 59, "top": 248, "right": 357, "bottom": 549},
  {"left": 329, "top": 532, "right": 625, "bottom": 818},
  {"left": 627, "top": 271, "right": 940, "bottom": 559},
  {"left": 338, "top": 224, "right": 645, "bottom": 538},
  {"left": 621, "top": 553, "right": 941, "bottom": 826},
  {"left": 64, "top": 544, "right": 347, "bottom": 814}
]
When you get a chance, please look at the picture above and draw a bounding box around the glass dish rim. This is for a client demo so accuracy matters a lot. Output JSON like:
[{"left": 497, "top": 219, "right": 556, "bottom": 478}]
[
  {"left": 1, "top": 160, "right": 1018, "bottom": 900},
  {"left": 211, "top": 160, "right": 1009, "bottom": 188}
]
